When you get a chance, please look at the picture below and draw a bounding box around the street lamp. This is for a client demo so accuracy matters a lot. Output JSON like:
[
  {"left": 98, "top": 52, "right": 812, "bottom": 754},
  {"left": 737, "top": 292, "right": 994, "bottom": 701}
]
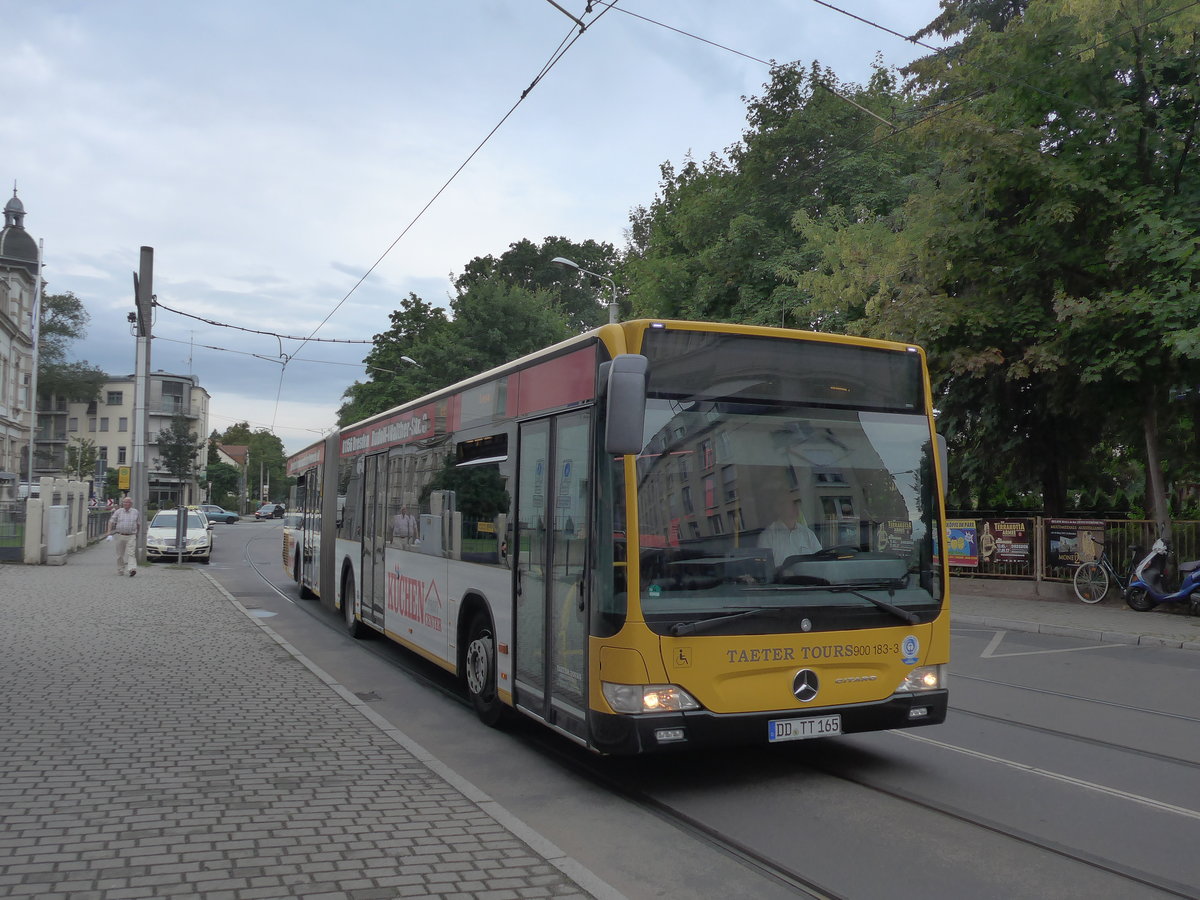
[
  {"left": 400, "top": 355, "right": 422, "bottom": 368},
  {"left": 550, "top": 256, "right": 619, "bottom": 325}
]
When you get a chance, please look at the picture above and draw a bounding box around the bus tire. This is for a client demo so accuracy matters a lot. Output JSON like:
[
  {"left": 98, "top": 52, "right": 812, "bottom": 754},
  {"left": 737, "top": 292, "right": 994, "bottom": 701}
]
[
  {"left": 464, "top": 611, "right": 504, "bottom": 726},
  {"left": 295, "top": 555, "right": 315, "bottom": 600},
  {"left": 343, "top": 574, "right": 368, "bottom": 639}
]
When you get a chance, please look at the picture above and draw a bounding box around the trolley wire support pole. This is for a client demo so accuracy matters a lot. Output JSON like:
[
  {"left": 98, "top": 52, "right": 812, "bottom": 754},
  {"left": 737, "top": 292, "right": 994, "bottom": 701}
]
[{"left": 132, "top": 246, "right": 154, "bottom": 565}]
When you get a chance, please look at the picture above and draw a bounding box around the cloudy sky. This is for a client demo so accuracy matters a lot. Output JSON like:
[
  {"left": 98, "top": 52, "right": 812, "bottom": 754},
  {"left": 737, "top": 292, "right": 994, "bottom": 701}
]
[{"left": 4, "top": 0, "right": 945, "bottom": 455}]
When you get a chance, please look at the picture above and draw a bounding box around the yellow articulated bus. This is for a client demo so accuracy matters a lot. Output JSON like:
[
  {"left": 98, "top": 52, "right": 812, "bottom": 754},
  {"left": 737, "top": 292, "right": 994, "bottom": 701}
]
[{"left": 285, "top": 319, "right": 949, "bottom": 754}]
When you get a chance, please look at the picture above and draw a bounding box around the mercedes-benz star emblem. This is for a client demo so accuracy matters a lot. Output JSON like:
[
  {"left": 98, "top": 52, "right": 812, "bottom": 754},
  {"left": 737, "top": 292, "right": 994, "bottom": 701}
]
[{"left": 793, "top": 668, "right": 819, "bottom": 702}]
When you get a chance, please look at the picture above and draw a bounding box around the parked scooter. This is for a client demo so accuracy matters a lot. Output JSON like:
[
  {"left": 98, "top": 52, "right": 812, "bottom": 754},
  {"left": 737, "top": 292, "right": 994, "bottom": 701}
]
[{"left": 1124, "top": 538, "right": 1200, "bottom": 614}]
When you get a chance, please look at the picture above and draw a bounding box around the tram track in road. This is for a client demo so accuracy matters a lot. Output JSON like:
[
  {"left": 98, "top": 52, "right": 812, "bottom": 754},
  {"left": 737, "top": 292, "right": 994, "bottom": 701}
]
[
  {"left": 954, "top": 671, "right": 1200, "bottom": 726},
  {"left": 805, "top": 745, "right": 1200, "bottom": 899},
  {"left": 234, "top": 540, "right": 1195, "bottom": 898},
  {"left": 948, "top": 671, "right": 1200, "bottom": 770},
  {"left": 948, "top": 705, "right": 1200, "bottom": 772},
  {"left": 235, "top": 535, "right": 844, "bottom": 899}
]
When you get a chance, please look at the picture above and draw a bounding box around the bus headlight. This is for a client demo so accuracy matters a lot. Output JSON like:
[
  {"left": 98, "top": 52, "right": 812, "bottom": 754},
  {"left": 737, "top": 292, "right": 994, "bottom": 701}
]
[
  {"left": 895, "top": 665, "right": 945, "bottom": 692},
  {"left": 601, "top": 682, "right": 701, "bottom": 714}
]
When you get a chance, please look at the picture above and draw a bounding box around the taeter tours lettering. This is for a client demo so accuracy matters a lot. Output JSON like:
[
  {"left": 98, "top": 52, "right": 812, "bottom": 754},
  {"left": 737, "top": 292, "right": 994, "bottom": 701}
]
[
  {"left": 725, "top": 642, "right": 902, "bottom": 664},
  {"left": 385, "top": 565, "right": 443, "bottom": 632}
]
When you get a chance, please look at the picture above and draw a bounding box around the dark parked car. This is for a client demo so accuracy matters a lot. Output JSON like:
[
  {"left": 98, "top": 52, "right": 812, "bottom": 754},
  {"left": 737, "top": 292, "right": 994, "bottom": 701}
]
[
  {"left": 255, "top": 502, "right": 285, "bottom": 520},
  {"left": 195, "top": 504, "right": 239, "bottom": 524}
]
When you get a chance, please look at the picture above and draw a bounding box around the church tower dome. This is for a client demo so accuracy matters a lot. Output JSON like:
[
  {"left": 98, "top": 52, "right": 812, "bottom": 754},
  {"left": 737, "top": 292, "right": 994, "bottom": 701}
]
[{"left": 0, "top": 187, "right": 39, "bottom": 276}]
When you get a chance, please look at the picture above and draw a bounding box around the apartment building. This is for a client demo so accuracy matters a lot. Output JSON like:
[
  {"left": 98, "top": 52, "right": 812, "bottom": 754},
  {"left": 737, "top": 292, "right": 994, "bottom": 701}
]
[{"left": 37, "top": 371, "right": 211, "bottom": 506}]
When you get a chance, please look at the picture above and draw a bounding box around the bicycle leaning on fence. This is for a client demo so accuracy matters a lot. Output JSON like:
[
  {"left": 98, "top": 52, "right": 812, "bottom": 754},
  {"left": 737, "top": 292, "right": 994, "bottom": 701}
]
[{"left": 1072, "top": 542, "right": 1139, "bottom": 604}]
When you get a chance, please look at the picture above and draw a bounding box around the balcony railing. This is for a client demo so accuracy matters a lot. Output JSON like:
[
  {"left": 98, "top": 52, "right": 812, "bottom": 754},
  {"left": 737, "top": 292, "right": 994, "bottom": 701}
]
[{"left": 150, "top": 403, "right": 198, "bottom": 418}]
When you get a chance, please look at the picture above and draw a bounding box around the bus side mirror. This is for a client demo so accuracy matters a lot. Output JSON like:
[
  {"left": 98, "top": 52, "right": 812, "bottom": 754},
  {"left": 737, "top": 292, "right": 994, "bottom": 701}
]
[{"left": 605, "top": 354, "right": 648, "bottom": 456}]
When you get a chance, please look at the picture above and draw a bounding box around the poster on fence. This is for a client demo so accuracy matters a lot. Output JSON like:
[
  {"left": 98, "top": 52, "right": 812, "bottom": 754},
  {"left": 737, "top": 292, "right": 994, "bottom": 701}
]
[
  {"left": 946, "top": 518, "right": 979, "bottom": 567},
  {"left": 1047, "top": 519, "right": 1105, "bottom": 567},
  {"left": 980, "top": 518, "right": 1032, "bottom": 565}
]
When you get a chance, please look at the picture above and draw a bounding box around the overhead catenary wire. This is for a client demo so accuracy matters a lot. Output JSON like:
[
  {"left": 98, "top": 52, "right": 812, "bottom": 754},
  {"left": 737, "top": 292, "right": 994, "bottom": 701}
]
[
  {"left": 154, "top": 298, "right": 374, "bottom": 344},
  {"left": 153, "top": 333, "right": 406, "bottom": 377},
  {"left": 287, "top": 1, "right": 620, "bottom": 364},
  {"left": 598, "top": 0, "right": 1200, "bottom": 199}
]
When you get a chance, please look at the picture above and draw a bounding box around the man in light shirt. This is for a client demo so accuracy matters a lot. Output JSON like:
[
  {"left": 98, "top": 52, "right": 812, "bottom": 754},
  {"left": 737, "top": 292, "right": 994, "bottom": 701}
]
[
  {"left": 757, "top": 495, "right": 821, "bottom": 566},
  {"left": 106, "top": 496, "right": 141, "bottom": 577}
]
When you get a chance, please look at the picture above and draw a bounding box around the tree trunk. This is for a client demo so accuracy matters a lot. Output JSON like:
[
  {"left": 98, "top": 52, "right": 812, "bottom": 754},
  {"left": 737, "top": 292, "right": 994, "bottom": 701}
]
[{"left": 1143, "top": 393, "right": 1172, "bottom": 544}]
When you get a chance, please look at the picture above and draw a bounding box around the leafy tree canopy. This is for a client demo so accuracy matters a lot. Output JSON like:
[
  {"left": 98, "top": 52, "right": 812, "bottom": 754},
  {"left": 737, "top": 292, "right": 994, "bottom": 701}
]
[
  {"left": 63, "top": 436, "right": 99, "bottom": 482},
  {"left": 37, "top": 292, "right": 107, "bottom": 402},
  {"left": 215, "top": 423, "right": 288, "bottom": 501},
  {"left": 792, "top": 0, "right": 1200, "bottom": 521},
  {"left": 624, "top": 60, "right": 933, "bottom": 329},
  {"left": 155, "top": 414, "right": 205, "bottom": 482},
  {"left": 339, "top": 258, "right": 573, "bottom": 425}
]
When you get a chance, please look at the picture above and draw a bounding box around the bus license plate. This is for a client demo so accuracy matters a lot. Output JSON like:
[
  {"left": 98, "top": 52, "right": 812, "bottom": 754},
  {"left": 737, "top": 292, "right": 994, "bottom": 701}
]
[{"left": 768, "top": 715, "right": 842, "bottom": 742}]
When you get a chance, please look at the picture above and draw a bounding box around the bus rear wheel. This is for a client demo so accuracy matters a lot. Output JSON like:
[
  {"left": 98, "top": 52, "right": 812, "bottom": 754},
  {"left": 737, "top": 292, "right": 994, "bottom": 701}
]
[
  {"left": 464, "top": 611, "right": 504, "bottom": 726},
  {"left": 343, "top": 576, "right": 367, "bottom": 638},
  {"left": 295, "top": 556, "right": 315, "bottom": 599}
]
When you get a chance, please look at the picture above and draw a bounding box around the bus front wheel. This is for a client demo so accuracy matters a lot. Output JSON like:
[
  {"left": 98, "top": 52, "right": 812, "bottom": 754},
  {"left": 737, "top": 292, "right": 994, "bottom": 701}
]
[{"left": 464, "top": 611, "right": 504, "bottom": 726}]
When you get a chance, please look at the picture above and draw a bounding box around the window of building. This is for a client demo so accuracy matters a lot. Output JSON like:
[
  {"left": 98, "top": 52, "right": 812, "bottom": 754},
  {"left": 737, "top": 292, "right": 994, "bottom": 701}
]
[
  {"left": 99, "top": 446, "right": 108, "bottom": 461},
  {"left": 100, "top": 417, "right": 109, "bottom": 432},
  {"left": 118, "top": 446, "right": 127, "bottom": 465},
  {"left": 106, "top": 391, "right": 123, "bottom": 406},
  {"left": 88, "top": 418, "right": 96, "bottom": 433},
  {"left": 162, "top": 381, "right": 185, "bottom": 414},
  {"left": 118, "top": 417, "right": 128, "bottom": 432},
  {"left": 722, "top": 465, "right": 737, "bottom": 502},
  {"left": 68, "top": 417, "right": 78, "bottom": 432}
]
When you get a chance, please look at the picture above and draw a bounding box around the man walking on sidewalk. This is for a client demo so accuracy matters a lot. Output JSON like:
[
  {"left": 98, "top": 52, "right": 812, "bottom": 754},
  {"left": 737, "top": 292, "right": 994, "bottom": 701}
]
[{"left": 106, "top": 496, "right": 141, "bottom": 577}]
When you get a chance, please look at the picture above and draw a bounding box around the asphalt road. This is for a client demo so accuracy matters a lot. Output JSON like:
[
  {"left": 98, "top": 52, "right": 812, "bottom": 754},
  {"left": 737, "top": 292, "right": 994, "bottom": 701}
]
[{"left": 208, "top": 522, "right": 1200, "bottom": 900}]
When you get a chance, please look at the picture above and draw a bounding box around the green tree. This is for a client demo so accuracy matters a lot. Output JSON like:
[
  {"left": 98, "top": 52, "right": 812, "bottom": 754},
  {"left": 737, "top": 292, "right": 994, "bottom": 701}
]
[
  {"left": 155, "top": 414, "right": 205, "bottom": 503},
  {"left": 338, "top": 293, "right": 450, "bottom": 425},
  {"left": 63, "top": 436, "right": 99, "bottom": 482},
  {"left": 205, "top": 461, "right": 241, "bottom": 507},
  {"left": 37, "top": 292, "right": 107, "bottom": 402},
  {"left": 625, "top": 61, "right": 932, "bottom": 328},
  {"left": 339, "top": 275, "right": 572, "bottom": 426},
  {"left": 793, "top": 0, "right": 1200, "bottom": 524},
  {"left": 218, "top": 423, "right": 288, "bottom": 503},
  {"left": 455, "top": 236, "right": 620, "bottom": 332}
]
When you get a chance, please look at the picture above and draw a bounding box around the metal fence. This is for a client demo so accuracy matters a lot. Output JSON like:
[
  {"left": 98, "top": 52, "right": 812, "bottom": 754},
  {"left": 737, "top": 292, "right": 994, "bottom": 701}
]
[
  {"left": 88, "top": 509, "right": 111, "bottom": 542},
  {"left": 945, "top": 516, "right": 1200, "bottom": 584},
  {"left": 0, "top": 501, "right": 113, "bottom": 563},
  {"left": 0, "top": 500, "right": 25, "bottom": 562}
]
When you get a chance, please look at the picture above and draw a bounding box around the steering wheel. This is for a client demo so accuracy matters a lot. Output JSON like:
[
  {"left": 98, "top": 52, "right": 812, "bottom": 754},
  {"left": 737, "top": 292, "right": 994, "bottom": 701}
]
[{"left": 811, "top": 545, "right": 860, "bottom": 560}]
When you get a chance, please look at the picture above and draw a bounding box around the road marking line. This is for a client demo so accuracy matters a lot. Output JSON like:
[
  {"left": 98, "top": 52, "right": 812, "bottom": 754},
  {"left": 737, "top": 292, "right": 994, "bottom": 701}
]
[
  {"left": 981, "top": 629, "right": 1117, "bottom": 658},
  {"left": 895, "top": 731, "right": 1200, "bottom": 820}
]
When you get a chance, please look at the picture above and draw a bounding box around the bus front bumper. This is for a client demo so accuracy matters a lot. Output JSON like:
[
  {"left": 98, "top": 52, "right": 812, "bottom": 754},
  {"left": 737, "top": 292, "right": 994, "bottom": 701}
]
[{"left": 587, "top": 689, "right": 948, "bottom": 755}]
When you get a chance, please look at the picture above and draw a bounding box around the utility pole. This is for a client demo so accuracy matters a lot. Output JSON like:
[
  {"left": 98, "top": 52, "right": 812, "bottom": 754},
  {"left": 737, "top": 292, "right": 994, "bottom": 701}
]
[
  {"left": 24, "top": 239, "right": 43, "bottom": 493},
  {"left": 132, "top": 247, "right": 154, "bottom": 563}
]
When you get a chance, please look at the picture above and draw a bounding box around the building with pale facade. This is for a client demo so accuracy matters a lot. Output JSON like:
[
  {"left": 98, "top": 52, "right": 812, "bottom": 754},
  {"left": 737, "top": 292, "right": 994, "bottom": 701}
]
[
  {"left": 0, "top": 188, "right": 38, "bottom": 490},
  {"left": 36, "top": 371, "right": 211, "bottom": 507}
]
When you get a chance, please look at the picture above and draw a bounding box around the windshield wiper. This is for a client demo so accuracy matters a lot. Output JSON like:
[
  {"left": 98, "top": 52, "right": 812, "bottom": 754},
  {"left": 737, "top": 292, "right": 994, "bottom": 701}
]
[
  {"left": 824, "top": 582, "right": 920, "bottom": 625},
  {"left": 669, "top": 607, "right": 784, "bottom": 636}
]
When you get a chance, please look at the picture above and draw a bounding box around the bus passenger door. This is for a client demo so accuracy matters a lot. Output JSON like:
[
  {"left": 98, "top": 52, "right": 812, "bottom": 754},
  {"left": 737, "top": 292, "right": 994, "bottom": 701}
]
[
  {"left": 300, "top": 470, "right": 319, "bottom": 591},
  {"left": 360, "top": 453, "right": 387, "bottom": 627},
  {"left": 514, "top": 411, "right": 590, "bottom": 743}
]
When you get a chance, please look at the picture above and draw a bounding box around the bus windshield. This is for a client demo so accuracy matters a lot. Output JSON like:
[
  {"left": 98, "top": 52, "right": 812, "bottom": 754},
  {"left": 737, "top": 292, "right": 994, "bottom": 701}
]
[{"left": 633, "top": 329, "right": 941, "bottom": 634}]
